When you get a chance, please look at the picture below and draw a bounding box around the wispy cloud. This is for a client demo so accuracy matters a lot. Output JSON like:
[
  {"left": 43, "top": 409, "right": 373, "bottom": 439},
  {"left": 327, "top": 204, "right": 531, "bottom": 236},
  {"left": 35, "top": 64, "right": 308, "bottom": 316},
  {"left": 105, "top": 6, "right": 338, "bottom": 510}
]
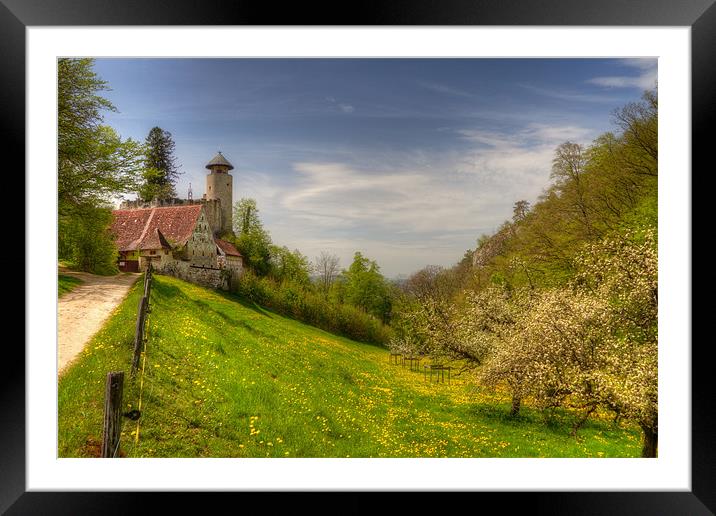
[
  {"left": 586, "top": 58, "right": 657, "bottom": 90},
  {"left": 325, "top": 95, "right": 355, "bottom": 114},
  {"left": 519, "top": 84, "right": 620, "bottom": 104},
  {"left": 458, "top": 123, "right": 593, "bottom": 147},
  {"left": 419, "top": 81, "right": 475, "bottom": 98}
]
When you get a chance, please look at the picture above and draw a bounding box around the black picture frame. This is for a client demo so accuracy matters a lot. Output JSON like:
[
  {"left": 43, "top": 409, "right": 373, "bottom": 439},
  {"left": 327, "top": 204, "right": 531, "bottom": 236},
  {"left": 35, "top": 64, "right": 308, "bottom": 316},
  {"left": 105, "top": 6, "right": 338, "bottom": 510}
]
[{"left": 3, "top": 0, "right": 711, "bottom": 513}]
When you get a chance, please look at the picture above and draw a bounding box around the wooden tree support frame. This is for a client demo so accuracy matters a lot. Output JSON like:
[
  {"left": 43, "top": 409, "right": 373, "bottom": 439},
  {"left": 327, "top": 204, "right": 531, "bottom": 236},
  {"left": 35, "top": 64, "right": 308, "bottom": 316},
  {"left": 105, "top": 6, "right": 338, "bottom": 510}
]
[
  {"left": 404, "top": 356, "right": 422, "bottom": 372},
  {"left": 424, "top": 364, "right": 452, "bottom": 384}
]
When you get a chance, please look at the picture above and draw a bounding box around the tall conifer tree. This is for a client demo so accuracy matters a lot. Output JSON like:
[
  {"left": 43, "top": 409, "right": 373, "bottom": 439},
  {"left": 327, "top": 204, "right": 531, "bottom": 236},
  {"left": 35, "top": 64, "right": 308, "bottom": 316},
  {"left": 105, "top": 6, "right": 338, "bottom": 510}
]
[{"left": 140, "top": 126, "right": 181, "bottom": 201}]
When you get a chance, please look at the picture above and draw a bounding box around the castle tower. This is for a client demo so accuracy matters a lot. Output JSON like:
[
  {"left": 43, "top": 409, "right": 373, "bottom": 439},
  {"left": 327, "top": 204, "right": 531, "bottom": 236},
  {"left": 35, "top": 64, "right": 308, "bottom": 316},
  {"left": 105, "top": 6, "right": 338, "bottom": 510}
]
[{"left": 205, "top": 151, "right": 234, "bottom": 234}]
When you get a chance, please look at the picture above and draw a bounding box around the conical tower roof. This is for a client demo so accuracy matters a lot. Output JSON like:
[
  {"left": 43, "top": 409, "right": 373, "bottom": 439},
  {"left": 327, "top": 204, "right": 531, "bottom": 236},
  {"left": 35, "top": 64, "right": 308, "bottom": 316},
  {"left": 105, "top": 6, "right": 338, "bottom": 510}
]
[{"left": 205, "top": 151, "right": 234, "bottom": 171}]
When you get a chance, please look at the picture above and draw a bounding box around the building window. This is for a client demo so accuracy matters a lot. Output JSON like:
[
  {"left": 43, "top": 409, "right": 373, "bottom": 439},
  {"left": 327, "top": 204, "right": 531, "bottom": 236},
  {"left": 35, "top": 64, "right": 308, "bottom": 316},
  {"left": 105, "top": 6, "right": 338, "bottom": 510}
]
[{"left": 150, "top": 250, "right": 156, "bottom": 255}]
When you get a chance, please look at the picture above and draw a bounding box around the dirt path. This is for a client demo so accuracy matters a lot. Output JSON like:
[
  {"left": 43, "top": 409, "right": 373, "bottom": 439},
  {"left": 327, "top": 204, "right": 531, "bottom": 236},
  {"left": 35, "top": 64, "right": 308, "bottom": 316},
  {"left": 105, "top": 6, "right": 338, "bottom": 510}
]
[{"left": 58, "top": 267, "right": 141, "bottom": 376}]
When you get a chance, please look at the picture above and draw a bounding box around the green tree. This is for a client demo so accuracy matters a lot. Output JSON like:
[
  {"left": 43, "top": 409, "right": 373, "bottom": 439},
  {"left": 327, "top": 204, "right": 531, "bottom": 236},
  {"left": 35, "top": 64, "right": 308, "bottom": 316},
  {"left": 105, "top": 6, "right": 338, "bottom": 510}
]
[
  {"left": 231, "top": 198, "right": 272, "bottom": 276},
  {"left": 512, "top": 200, "right": 531, "bottom": 223},
  {"left": 551, "top": 141, "right": 594, "bottom": 239},
  {"left": 63, "top": 205, "right": 120, "bottom": 275},
  {"left": 270, "top": 246, "right": 312, "bottom": 287},
  {"left": 342, "top": 252, "right": 393, "bottom": 323},
  {"left": 139, "top": 126, "right": 181, "bottom": 201},
  {"left": 57, "top": 58, "right": 143, "bottom": 273},
  {"left": 233, "top": 198, "right": 263, "bottom": 235},
  {"left": 58, "top": 58, "right": 143, "bottom": 214}
]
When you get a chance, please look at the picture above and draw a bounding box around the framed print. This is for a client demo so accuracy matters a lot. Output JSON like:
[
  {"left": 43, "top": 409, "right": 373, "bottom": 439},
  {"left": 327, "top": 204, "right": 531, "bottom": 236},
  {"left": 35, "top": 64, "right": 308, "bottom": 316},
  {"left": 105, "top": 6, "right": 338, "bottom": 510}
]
[{"left": 4, "top": 0, "right": 713, "bottom": 513}]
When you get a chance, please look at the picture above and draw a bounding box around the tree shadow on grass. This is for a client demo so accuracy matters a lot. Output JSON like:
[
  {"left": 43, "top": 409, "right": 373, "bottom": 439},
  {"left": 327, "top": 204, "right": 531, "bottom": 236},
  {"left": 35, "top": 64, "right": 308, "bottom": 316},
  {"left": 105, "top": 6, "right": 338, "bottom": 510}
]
[
  {"left": 467, "top": 402, "right": 620, "bottom": 442},
  {"left": 214, "top": 289, "right": 275, "bottom": 319},
  {"left": 152, "top": 276, "right": 272, "bottom": 320},
  {"left": 468, "top": 403, "right": 571, "bottom": 435},
  {"left": 189, "top": 297, "right": 274, "bottom": 340}
]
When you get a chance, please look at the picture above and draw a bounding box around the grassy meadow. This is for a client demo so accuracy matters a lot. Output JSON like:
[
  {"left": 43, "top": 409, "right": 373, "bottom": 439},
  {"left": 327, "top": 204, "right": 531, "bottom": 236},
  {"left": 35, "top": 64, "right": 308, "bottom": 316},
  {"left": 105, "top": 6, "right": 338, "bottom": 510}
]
[{"left": 58, "top": 274, "right": 642, "bottom": 458}]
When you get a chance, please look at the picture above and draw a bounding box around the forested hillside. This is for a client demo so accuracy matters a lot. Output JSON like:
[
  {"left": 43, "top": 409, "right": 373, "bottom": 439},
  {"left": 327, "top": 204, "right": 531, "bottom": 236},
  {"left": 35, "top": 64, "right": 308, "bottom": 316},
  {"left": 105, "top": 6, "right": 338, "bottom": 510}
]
[{"left": 391, "top": 89, "right": 658, "bottom": 456}]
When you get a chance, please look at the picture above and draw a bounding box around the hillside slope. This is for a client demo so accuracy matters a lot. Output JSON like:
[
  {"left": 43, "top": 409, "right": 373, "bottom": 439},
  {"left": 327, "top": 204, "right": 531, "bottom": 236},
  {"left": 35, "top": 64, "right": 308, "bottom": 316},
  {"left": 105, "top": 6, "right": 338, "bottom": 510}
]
[{"left": 58, "top": 275, "right": 641, "bottom": 458}]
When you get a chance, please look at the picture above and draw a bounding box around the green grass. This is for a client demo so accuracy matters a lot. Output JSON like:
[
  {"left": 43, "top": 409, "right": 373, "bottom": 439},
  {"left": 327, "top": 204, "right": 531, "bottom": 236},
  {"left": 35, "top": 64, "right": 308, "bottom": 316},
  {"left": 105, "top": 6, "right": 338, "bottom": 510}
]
[
  {"left": 58, "top": 274, "right": 642, "bottom": 458},
  {"left": 58, "top": 274, "right": 83, "bottom": 297}
]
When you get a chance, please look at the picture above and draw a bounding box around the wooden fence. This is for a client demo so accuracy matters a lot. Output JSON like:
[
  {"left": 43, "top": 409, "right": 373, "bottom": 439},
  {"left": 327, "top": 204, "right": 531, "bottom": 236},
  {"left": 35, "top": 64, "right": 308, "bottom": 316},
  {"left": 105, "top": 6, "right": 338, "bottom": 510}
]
[{"left": 101, "top": 262, "right": 153, "bottom": 457}]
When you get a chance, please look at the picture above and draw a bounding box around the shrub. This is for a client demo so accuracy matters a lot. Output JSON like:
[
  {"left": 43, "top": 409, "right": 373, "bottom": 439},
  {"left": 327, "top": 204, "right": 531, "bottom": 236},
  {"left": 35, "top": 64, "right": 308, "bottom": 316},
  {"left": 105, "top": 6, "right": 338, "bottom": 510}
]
[{"left": 233, "top": 271, "right": 393, "bottom": 346}]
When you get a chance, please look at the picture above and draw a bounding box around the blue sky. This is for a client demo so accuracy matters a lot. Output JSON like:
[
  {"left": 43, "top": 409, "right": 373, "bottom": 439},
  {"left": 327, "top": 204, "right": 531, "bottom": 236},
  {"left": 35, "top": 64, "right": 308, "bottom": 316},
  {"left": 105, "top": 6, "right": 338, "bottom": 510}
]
[{"left": 93, "top": 58, "right": 656, "bottom": 278}]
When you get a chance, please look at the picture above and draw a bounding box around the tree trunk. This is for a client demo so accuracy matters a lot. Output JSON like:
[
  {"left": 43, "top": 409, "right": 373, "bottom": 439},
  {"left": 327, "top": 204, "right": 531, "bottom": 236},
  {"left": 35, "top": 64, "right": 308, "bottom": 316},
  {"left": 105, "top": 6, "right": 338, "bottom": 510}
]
[
  {"left": 571, "top": 405, "right": 596, "bottom": 437},
  {"left": 640, "top": 424, "right": 658, "bottom": 458},
  {"left": 510, "top": 395, "right": 521, "bottom": 416}
]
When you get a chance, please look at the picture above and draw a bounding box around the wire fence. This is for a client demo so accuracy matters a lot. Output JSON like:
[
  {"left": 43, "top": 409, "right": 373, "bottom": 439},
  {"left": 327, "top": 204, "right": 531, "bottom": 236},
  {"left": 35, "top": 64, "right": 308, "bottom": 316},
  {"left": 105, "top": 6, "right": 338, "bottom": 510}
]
[{"left": 101, "top": 261, "right": 153, "bottom": 458}]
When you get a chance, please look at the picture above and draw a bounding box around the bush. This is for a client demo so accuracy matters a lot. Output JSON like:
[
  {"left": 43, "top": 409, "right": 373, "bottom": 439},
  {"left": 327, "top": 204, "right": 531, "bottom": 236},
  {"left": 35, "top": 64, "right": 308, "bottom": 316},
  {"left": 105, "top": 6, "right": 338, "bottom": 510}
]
[
  {"left": 233, "top": 271, "right": 393, "bottom": 346},
  {"left": 59, "top": 206, "right": 119, "bottom": 275}
]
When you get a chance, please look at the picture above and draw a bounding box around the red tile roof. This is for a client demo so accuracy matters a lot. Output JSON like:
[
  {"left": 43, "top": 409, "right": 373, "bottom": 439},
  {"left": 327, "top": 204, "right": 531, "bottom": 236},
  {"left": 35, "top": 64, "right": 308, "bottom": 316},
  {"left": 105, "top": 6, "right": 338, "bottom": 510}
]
[
  {"left": 111, "top": 205, "right": 203, "bottom": 252},
  {"left": 215, "top": 237, "right": 242, "bottom": 257},
  {"left": 140, "top": 228, "right": 172, "bottom": 250}
]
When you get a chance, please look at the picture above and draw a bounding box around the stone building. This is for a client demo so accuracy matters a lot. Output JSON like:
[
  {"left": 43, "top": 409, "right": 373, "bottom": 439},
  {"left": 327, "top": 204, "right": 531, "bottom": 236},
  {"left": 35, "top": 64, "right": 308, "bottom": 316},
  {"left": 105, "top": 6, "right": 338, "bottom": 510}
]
[
  {"left": 110, "top": 152, "right": 243, "bottom": 290},
  {"left": 119, "top": 152, "right": 235, "bottom": 232}
]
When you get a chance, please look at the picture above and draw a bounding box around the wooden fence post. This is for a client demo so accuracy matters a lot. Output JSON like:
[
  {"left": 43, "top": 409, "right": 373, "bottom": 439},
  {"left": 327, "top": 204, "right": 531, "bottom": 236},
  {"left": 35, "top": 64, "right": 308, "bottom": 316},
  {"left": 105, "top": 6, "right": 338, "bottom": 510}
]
[
  {"left": 144, "top": 269, "right": 152, "bottom": 300},
  {"left": 101, "top": 371, "right": 124, "bottom": 458},
  {"left": 131, "top": 296, "right": 147, "bottom": 375},
  {"left": 147, "top": 262, "right": 154, "bottom": 297}
]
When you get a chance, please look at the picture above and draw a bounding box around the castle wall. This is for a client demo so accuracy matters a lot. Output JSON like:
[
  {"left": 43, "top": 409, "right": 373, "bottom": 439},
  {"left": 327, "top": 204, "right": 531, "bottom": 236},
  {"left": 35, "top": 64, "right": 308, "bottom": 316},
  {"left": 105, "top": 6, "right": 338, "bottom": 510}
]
[
  {"left": 119, "top": 198, "right": 196, "bottom": 210},
  {"left": 157, "top": 260, "right": 228, "bottom": 290},
  {"left": 202, "top": 199, "right": 223, "bottom": 234}
]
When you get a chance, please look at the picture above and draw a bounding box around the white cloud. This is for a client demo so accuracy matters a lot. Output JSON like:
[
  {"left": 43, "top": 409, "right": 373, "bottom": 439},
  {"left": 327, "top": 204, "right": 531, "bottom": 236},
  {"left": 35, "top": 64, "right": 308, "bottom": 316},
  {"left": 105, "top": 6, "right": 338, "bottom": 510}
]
[
  {"left": 587, "top": 58, "right": 657, "bottom": 90},
  {"left": 458, "top": 123, "right": 592, "bottom": 148},
  {"left": 519, "top": 84, "right": 620, "bottom": 104},
  {"left": 457, "top": 130, "right": 514, "bottom": 147},
  {"left": 419, "top": 81, "right": 474, "bottom": 98},
  {"left": 524, "top": 123, "right": 594, "bottom": 143},
  {"left": 325, "top": 96, "right": 355, "bottom": 114}
]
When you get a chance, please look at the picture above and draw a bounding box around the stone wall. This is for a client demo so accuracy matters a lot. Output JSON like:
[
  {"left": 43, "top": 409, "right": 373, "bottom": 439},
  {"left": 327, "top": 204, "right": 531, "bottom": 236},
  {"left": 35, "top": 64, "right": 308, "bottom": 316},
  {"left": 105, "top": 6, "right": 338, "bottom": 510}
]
[
  {"left": 158, "top": 260, "right": 228, "bottom": 290},
  {"left": 138, "top": 249, "right": 173, "bottom": 271},
  {"left": 119, "top": 198, "right": 197, "bottom": 210}
]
